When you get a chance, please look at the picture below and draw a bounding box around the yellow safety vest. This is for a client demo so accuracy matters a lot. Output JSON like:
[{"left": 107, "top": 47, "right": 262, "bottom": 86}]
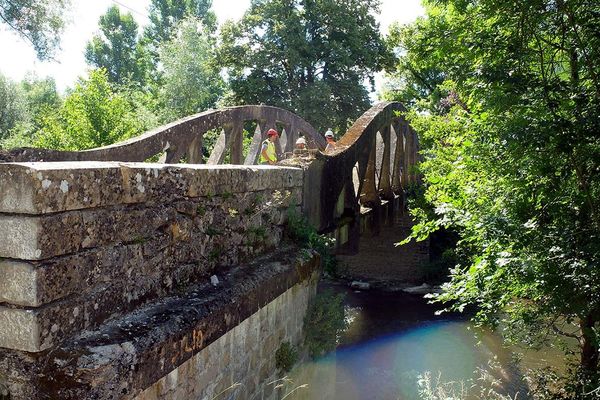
[{"left": 259, "top": 139, "right": 277, "bottom": 164}]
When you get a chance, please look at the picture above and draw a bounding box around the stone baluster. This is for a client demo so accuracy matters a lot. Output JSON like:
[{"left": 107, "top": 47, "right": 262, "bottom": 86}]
[
  {"left": 244, "top": 121, "right": 264, "bottom": 165},
  {"left": 378, "top": 125, "right": 394, "bottom": 200},
  {"left": 187, "top": 129, "right": 204, "bottom": 164},
  {"left": 229, "top": 121, "right": 244, "bottom": 165},
  {"left": 207, "top": 128, "right": 228, "bottom": 165},
  {"left": 159, "top": 142, "right": 185, "bottom": 164},
  {"left": 359, "top": 135, "right": 380, "bottom": 207},
  {"left": 279, "top": 124, "right": 290, "bottom": 153},
  {"left": 391, "top": 120, "right": 404, "bottom": 193},
  {"left": 402, "top": 122, "right": 412, "bottom": 186}
]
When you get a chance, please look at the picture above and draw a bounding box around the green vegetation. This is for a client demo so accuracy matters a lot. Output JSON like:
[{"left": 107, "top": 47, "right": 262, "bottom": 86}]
[
  {"left": 303, "top": 290, "right": 347, "bottom": 358},
  {"left": 207, "top": 246, "right": 221, "bottom": 263},
  {"left": 144, "top": 0, "right": 216, "bottom": 51},
  {"left": 219, "top": 191, "right": 233, "bottom": 200},
  {"left": 387, "top": 0, "right": 600, "bottom": 395},
  {"left": 0, "top": 74, "right": 28, "bottom": 141},
  {"left": 247, "top": 226, "right": 267, "bottom": 242},
  {"left": 417, "top": 368, "right": 516, "bottom": 400},
  {"left": 218, "top": 0, "right": 389, "bottom": 132},
  {"left": 1, "top": 0, "right": 387, "bottom": 151},
  {"left": 0, "top": 0, "right": 71, "bottom": 60},
  {"left": 286, "top": 209, "right": 336, "bottom": 275},
  {"left": 204, "top": 226, "right": 221, "bottom": 237},
  {"left": 85, "top": 6, "right": 150, "bottom": 86},
  {"left": 275, "top": 341, "right": 299, "bottom": 372},
  {"left": 157, "top": 16, "right": 224, "bottom": 121}
]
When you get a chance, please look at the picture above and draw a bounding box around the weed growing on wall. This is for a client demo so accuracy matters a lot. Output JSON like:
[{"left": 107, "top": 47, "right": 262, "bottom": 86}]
[
  {"left": 286, "top": 209, "right": 336, "bottom": 275},
  {"left": 304, "top": 290, "right": 347, "bottom": 358},
  {"left": 275, "top": 342, "right": 299, "bottom": 372}
]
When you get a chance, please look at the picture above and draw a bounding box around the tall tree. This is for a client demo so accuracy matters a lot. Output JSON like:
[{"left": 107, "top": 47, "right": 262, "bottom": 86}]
[
  {"left": 390, "top": 0, "right": 600, "bottom": 393},
  {"left": 85, "top": 6, "right": 148, "bottom": 85},
  {"left": 158, "top": 16, "right": 224, "bottom": 120},
  {"left": 144, "top": 0, "right": 216, "bottom": 51},
  {"left": 1, "top": 75, "right": 62, "bottom": 148},
  {"left": 219, "top": 0, "right": 389, "bottom": 132},
  {"left": 0, "top": 73, "right": 28, "bottom": 140},
  {"left": 382, "top": 22, "right": 446, "bottom": 112},
  {"left": 0, "top": 0, "right": 71, "bottom": 60}
]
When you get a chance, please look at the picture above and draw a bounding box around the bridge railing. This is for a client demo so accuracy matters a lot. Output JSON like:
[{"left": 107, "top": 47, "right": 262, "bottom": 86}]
[
  {"left": 0, "top": 105, "right": 326, "bottom": 165},
  {"left": 301, "top": 102, "right": 420, "bottom": 250},
  {"left": 0, "top": 101, "right": 420, "bottom": 248}
]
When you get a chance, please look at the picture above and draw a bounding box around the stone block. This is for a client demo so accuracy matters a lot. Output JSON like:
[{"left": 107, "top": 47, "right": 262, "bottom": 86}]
[
  {"left": 0, "top": 261, "right": 37, "bottom": 306},
  {"left": 0, "top": 162, "right": 303, "bottom": 214},
  {"left": 0, "top": 307, "right": 40, "bottom": 351},
  {"left": 0, "top": 258, "right": 215, "bottom": 352},
  {"left": 0, "top": 193, "right": 294, "bottom": 307},
  {"left": 0, "top": 212, "right": 82, "bottom": 260}
]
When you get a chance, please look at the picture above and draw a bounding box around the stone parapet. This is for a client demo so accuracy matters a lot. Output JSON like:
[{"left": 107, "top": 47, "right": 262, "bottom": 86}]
[
  {"left": 0, "top": 162, "right": 303, "bottom": 352},
  {"left": 0, "top": 162, "right": 303, "bottom": 215}
]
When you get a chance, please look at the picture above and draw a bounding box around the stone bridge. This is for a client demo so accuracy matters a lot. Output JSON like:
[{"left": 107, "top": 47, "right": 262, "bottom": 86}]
[{"left": 0, "top": 102, "right": 425, "bottom": 400}]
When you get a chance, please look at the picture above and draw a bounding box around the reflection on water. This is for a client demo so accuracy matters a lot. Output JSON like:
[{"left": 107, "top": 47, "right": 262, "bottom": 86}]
[{"left": 284, "top": 283, "right": 555, "bottom": 400}]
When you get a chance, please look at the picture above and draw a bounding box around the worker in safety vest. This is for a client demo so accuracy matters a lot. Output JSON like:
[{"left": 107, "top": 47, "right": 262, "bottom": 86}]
[{"left": 259, "top": 128, "right": 279, "bottom": 164}]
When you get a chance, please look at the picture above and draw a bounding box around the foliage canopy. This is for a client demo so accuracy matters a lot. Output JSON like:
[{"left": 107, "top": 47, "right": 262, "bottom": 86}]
[
  {"left": 157, "top": 16, "right": 224, "bottom": 120},
  {"left": 0, "top": 0, "right": 71, "bottom": 60},
  {"left": 386, "top": 0, "right": 600, "bottom": 391},
  {"left": 32, "top": 69, "right": 157, "bottom": 150},
  {"left": 85, "top": 6, "right": 149, "bottom": 86},
  {"left": 219, "top": 0, "right": 389, "bottom": 132}
]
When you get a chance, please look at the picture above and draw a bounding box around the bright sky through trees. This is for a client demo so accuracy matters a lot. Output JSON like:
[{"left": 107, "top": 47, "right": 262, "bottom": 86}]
[{"left": 0, "top": 0, "right": 424, "bottom": 91}]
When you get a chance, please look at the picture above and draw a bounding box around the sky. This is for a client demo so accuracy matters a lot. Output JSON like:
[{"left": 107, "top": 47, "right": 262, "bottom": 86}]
[{"left": 0, "top": 0, "right": 424, "bottom": 92}]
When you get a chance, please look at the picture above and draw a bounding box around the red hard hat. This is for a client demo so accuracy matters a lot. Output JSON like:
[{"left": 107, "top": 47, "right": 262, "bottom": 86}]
[{"left": 267, "top": 128, "right": 279, "bottom": 137}]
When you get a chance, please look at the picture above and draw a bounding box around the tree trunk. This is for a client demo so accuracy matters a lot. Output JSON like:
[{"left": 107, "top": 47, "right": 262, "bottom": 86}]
[{"left": 580, "top": 313, "right": 599, "bottom": 373}]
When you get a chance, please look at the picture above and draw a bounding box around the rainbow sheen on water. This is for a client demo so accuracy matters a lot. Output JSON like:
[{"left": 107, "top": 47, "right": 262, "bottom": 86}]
[{"left": 281, "top": 284, "right": 550, "bottom": 400}]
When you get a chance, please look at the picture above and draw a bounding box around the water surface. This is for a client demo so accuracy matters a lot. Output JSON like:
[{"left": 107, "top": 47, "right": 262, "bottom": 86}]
[{"left": 285, "top": 282, "right": 562, "bottom": 400}]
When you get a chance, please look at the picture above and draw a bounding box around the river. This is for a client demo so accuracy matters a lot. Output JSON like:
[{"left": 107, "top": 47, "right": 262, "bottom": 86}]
[{"left": 281, "top": 281, "right": 567, "bottom": 400}]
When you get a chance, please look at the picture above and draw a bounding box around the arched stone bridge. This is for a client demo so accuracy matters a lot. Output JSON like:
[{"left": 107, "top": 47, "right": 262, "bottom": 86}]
[{"left": 0, "top": 102, "right": 423, "bottom": 400}]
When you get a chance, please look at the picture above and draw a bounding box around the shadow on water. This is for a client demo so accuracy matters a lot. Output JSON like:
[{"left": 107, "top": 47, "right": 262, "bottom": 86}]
[{"left": 283, "top": 282, "right": 563, "bottom": 400}]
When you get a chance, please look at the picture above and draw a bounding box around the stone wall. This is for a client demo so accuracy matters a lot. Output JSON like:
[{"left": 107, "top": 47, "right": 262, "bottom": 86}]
[
  {"left": 0, "top": 162, "right": 319, "bottom": 399},
  {"left": 135, "top": 272, "right": 318, "bottom": 400},
  {"left": 337, "top": 214, "right": 430, "bottom": 283}
]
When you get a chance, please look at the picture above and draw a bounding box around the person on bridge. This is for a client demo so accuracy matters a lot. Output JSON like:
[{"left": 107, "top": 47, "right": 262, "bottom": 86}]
[
  {"left": 260, "top": 128, "right": 279, "bottom": 165},
  {"left": 295, "top": 136, "right": 307, "bottom": 150},
  {"left": 324, "top": 128, "right": 337, "bottom": 153}
]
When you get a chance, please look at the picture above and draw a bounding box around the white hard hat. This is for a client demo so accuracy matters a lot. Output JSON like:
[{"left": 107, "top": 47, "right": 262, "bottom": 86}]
[
  {"left": 296, "top": 137, "right": 306, "bottom": 145},
  {"left": 325, "top": 129, "right": 334, "bottom": 138}
]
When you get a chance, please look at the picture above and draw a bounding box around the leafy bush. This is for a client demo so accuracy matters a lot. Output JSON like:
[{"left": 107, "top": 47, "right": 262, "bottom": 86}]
[
  {"left": 525, "top": 367, "right": 600, "bottom": 400},
  {"left": 275, "top": 341, "right": 298, "bottom": 372},
  {"left": 286, "top": 209, "right": 336, "bottom": 275},
  {"left": 304, "top": 290, "right": 347, "bottom": 358}
]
